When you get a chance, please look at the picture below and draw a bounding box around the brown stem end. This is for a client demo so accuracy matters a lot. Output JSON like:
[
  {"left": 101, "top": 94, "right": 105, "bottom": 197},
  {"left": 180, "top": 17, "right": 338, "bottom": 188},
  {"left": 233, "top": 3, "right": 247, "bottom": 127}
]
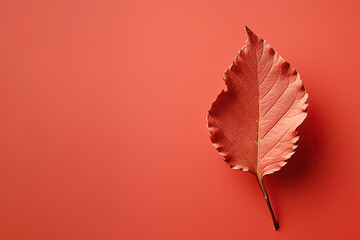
[{"left": 257, "top": 176, "right": 279, "bottom": 231}]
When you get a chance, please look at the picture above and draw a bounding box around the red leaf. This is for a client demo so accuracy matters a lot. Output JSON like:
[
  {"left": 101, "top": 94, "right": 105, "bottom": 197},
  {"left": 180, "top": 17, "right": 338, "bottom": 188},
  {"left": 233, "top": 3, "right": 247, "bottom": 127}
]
[{"left": 207, "top": 27, "right": 308, "bottom": 230}]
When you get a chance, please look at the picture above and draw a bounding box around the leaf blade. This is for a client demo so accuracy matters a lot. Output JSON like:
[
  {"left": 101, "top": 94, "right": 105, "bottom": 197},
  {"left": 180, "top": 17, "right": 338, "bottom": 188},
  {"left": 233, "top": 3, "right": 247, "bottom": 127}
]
[{"left": 207, "top": 27, "right": 308, "bottom": 177}]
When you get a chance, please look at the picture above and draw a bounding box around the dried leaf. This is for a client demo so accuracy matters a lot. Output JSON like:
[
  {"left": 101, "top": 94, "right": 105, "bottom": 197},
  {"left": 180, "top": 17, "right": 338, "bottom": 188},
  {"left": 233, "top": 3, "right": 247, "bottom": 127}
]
[{"left": 207, "top": 27, "right": 308, "bottom": 230}]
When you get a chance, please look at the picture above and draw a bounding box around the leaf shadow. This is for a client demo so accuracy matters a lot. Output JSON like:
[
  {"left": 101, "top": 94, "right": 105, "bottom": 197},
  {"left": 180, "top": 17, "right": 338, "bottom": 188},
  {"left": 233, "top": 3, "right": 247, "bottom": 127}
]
[
  {"left": 264, "top": 101, "right": 323, "bottom": 224},
  {"left": 271, "top": 102, "right": 322, "bottom": 185}
]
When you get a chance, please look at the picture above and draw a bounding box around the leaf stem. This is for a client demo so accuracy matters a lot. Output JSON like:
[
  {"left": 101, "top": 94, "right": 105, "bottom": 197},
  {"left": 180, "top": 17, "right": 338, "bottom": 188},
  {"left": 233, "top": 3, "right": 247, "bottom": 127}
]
[{"left": 256, "top": 176, "right": 279, "bottom": 230}]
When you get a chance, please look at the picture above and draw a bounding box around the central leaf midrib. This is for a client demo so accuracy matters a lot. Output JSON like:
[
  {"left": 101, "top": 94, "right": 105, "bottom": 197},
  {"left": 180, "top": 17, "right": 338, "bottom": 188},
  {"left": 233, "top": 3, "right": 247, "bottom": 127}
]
[{"left": 255, "top": 42, "right": 262, "bottom": 178}]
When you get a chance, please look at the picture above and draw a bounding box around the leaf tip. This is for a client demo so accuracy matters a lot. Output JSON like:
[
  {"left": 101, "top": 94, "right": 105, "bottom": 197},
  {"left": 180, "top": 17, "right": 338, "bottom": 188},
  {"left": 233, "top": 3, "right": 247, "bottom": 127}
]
[{"left": 245, "top": 25, "right": 253, "bottom": 36}]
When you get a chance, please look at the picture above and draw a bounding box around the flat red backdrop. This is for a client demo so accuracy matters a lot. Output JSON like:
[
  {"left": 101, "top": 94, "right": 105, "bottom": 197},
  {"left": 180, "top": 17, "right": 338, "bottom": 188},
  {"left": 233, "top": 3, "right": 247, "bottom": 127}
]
[{"left": 0, "top": 0, "right": 359, "bottom": 239}]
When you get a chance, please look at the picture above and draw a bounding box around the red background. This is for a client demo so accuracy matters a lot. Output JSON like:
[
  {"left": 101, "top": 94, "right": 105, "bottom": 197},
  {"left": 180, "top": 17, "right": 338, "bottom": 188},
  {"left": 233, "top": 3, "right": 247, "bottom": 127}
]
[{"left": 0, "top": 0, "right": 359, "bottom": 239}]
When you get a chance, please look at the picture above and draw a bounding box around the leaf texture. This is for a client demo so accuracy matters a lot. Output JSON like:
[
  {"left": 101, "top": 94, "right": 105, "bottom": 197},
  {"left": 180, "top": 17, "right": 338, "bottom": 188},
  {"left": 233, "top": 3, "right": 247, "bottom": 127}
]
[{"left": 207, "top": 27, "right": 308, "bottom": 230}]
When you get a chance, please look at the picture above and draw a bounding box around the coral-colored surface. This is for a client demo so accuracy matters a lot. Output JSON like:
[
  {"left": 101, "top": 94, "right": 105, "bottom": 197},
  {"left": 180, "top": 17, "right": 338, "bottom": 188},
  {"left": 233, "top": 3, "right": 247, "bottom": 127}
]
[{"left": 0, "top": 0, "right": 359, "bottom": 239}]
